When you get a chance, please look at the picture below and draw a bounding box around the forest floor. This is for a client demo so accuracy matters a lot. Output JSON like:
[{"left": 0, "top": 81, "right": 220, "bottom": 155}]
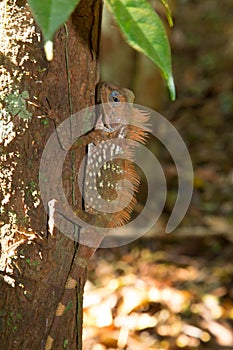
[
  {"left": 83, "top": 1, "right": 233, "bottom": 349},
  {"left": 84, "top": 234, "right": 233, "bottom": 350}
]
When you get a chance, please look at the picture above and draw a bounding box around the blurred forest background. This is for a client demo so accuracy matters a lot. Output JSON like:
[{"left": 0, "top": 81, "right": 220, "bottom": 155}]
[{"left": 83, "top": 1, "right": 233, "bottom": 349}]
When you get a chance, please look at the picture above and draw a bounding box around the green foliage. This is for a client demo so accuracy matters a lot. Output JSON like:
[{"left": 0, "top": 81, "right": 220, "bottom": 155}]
[
  {"left": 27, "top": 0, "right": 175, "bottom": 99},
  {"left": 27, "top": 0, "right": 80, "bottom": 43},
  {"left": 4, "top": 90, "right": 32, "bottom": 120},
  {"left": 105, "top": 0, "right": 175, "bottom": 99}
]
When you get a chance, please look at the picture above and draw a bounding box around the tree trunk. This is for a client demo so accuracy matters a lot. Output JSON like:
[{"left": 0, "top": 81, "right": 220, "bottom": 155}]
[{"left": 0, "top": 0, "right": 102, "bottom": 349}]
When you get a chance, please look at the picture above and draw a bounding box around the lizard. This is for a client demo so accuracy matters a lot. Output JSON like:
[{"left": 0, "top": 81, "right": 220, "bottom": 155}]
[{"left": 45, "top": 82, "right": 150, "bottom": 350}]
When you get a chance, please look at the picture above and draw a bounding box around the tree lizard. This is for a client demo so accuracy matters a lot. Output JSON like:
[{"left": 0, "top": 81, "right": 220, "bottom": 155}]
[{"left": 45, "top": 82, "right": 150, "bottom": 350}]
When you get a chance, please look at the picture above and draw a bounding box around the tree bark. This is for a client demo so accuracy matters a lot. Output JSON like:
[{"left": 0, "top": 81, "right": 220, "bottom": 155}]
[{"left": 0, "top": 0, "right": 102, "bottom": 349}]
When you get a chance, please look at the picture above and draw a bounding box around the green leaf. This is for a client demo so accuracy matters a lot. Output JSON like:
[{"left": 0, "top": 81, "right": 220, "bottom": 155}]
[
  {"left": 105, "top": 0, "right": 176, "bottom": 100},
  {"left": 27, "top": 0, "right": 80, "bottom": 42}
]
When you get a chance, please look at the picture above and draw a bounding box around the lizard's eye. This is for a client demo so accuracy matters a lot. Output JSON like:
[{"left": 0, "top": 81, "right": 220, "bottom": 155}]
[{"left": 109, "top": 90, "right": 121, "bottom": 104}]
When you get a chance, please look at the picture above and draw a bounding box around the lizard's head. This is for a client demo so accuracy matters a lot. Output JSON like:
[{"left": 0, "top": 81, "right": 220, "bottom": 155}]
[
  {"left": 100, "top": 81, "right": 134, "bottom": 104},
  {"left": 99, "top": 81, "right": 135, "bottom": 129}
]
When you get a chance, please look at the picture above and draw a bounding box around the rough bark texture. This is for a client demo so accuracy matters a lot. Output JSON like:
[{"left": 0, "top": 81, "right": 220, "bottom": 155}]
[{"left": 0, "top": 0, "right": 102, "bottom": 349}]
